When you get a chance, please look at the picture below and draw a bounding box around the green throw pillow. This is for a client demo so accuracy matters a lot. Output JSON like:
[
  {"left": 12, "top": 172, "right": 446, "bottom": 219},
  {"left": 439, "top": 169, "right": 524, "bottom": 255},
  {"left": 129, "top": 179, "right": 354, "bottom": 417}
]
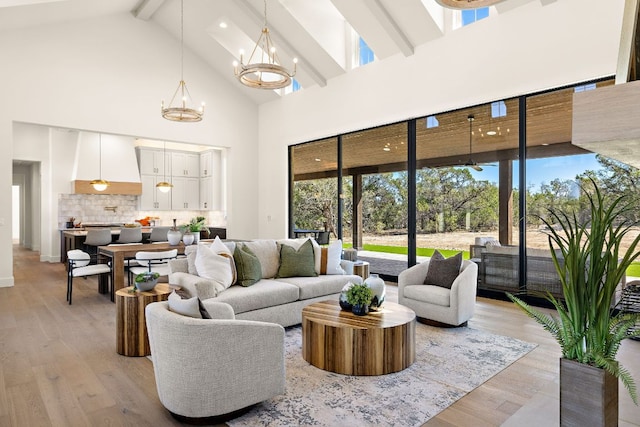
[
  {"left": 276, "top": 239, "right": 318, "bottom": 278},
  {"left": 234, "top": 244, "right": 262, "bottom": 287}
]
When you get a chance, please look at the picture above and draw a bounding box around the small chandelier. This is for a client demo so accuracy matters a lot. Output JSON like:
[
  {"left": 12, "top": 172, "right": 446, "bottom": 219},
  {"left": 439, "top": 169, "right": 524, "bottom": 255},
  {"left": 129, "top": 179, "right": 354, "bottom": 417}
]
[
  {"left": 233, "top": 0, "right": 297, "bottom": 90},
  {"left": 161, "top": 0, "right": 204, "bottom": 122},
  {"left": 435, "top": 0, "right": 505, "bottom": 9},
  {"left": 156, "top": 142, "right": 173, "bottom": 193},
  {"left": 90, "top": 134, "right": 109, "bottom": 192}
]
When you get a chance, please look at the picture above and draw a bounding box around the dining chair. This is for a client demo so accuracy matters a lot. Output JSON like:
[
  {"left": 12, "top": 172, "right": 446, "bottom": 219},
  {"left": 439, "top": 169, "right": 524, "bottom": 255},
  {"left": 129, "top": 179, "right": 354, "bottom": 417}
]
[
  {"left": 149, "top": 226, "right": 171, "bottom": 242},
  {"left": 116, "top": 227, "right": 143, "bottom": 244},
  {"left": 67, "top": 249, "right": 112, "bottom": 304},
  {"left": 128, "top": 249, "right": 178, "bottom": 286},
  {"left": 83, "top": 228, "right": 113, "bottom": 256}
]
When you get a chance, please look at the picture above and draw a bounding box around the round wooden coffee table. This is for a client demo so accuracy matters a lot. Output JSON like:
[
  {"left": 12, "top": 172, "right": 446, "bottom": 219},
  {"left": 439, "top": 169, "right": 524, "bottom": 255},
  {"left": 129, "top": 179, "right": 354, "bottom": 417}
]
[{"left": 302, "top": 300, "right": 416, "bottom": 375}]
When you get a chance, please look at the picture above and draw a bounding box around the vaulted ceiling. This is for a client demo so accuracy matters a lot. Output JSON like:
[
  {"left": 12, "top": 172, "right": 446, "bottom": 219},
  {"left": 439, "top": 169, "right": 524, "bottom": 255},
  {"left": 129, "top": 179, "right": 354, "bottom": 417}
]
[{"left": 0, "top": 0, "right": 549, "bottom": 105}]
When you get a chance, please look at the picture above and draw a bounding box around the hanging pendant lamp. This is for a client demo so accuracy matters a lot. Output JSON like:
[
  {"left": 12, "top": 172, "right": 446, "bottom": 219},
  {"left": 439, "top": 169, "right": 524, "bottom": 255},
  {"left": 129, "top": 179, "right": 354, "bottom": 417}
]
[
  {"left": 90, "top": 134, "right": 109, "bottom": 191},
  {"left": 161, "top": 0, "right": 204, "bottom": 122},
  {"left": 156, "top": 142, "right": 173, "bottom": 193}
]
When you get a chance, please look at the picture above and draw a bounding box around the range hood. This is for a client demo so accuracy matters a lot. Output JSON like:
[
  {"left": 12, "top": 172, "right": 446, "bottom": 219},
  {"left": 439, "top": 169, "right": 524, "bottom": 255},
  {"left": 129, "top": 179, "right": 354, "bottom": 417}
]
[{"left": 71, "top": 132, "right": 142, "bottom": 195}]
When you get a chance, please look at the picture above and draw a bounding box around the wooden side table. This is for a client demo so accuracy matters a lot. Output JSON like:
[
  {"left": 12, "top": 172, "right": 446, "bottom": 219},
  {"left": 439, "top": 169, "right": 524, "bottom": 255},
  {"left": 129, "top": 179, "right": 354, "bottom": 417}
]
[
  {"left": 352, "top": 261, "right": 370, "bottom": 279},
  {"left": 116, "top": 283, "right": 175, "bottom": 356}
]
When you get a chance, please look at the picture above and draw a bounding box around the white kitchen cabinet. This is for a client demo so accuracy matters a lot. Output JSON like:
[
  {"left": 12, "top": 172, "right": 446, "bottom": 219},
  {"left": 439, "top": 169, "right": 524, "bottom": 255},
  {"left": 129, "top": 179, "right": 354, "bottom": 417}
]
[
  {"left": 199, "top": 150, "right": 222, "bottom": 210},
  {"left": 171, "top": 152, "right": 199, "bottom": 177},
  {"left": 172, "top": 176, "right": 200, "bottom": 210},
  {"left": 137, "top": 148, "right": 171, "bottom": 176},
  {"left": 139, "top": 175, "right": 172, "bottom": 210},
  {"left": 199, "top": 176, "right": 222, "bottom": 210}
]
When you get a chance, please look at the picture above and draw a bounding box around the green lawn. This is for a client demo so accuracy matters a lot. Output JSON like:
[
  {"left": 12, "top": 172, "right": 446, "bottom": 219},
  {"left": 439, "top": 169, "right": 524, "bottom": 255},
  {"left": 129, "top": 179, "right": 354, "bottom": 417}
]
[{"left": 347, "top": 243, "right": 640, "bottom": 277}]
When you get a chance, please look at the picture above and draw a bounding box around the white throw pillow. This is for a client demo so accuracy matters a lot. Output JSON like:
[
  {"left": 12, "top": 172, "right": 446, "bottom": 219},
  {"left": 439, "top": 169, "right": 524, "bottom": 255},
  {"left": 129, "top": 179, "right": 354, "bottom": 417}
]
[
  {"left": 195, "top": 244, "right": 234, "bottom": 289},
  {"left": 210, "top": 236, "right": 232, "bottom": 255},
  {"left": 322, "top": 239, "right": 345, "bottom": 275},
  {"left": 168, "top": 290, "right": 202, "bottom": 318},
  {"left": 244, "top": 240, "right": 279, "bottom": 279}
]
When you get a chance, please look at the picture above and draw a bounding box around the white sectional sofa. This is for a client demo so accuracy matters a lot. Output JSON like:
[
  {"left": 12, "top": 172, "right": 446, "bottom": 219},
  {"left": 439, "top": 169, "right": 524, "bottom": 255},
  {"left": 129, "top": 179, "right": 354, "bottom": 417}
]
[{"left": 168, "top": 238, "right": 363, "bottom": 327}]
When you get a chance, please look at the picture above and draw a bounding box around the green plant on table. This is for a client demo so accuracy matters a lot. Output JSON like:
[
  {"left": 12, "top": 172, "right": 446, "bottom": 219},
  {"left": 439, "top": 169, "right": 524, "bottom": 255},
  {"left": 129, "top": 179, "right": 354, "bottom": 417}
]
[
  {"left": 180, "top": 217, "right": 210, "bottom": 236},
  {"left": 507, "top": 177, "right": 640, "bottom": 403},
  {"left": 131, "top": 272, "right": 160, "bottom": 292},
  {"left": 345, "top": 282, "right": 373, "bottom": 307}
]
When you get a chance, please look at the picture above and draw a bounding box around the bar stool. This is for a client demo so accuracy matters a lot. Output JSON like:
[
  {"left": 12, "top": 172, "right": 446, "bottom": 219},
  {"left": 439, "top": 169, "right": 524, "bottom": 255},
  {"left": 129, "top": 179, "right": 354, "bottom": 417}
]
[{"left": 83, "top": 228, "right": 112, "bottom": 256}]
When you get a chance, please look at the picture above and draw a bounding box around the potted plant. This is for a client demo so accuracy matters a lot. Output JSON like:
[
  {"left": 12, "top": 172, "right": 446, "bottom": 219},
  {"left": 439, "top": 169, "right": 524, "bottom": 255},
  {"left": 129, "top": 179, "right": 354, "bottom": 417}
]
[
  {"left": 345, "top": 282, "right": 373, "bottom": 316},
  {"left": 167, "top": 218, "right": 182, "bottom": 246},
  {"left": 133, "top": 272, "right": 160, "bottom": 292},
  {"left": 507, "top": 178, "right": 640, "bottom": 426},
  {"left": 181, "top": 217, "right": 209, "bottom": 244}
]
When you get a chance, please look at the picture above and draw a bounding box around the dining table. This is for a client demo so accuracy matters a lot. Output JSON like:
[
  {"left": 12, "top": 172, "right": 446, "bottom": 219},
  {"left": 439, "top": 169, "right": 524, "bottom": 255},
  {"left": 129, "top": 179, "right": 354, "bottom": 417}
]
[{"left": 98, "top": 242, "right": 193, "bottom": 294}]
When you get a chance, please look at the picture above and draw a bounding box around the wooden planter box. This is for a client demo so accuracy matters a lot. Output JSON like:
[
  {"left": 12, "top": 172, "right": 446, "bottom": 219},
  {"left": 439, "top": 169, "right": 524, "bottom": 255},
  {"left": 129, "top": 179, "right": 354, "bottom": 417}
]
[{"left": 560, "top": 358, "right": 618, "bottom": 427}]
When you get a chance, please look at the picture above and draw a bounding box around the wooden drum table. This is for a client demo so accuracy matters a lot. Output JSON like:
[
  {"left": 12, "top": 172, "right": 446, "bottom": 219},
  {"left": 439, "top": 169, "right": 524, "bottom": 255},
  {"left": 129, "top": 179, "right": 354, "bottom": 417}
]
[
  {"left": 302, "top": 300, "right": 416, "bottom": 375},
  {"left": 116, "top": 283, "right": 175, "bottom": 357}
]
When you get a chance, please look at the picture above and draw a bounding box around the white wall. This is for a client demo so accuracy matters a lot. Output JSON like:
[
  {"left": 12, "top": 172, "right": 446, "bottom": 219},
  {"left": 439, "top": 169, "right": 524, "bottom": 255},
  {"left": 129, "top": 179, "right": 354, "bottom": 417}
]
[
  {"left": 256, "top": 0, "right": 626, "bottom": 239},
  {"left": 1, "top": 12, "right": 259, "bottom": 286}
]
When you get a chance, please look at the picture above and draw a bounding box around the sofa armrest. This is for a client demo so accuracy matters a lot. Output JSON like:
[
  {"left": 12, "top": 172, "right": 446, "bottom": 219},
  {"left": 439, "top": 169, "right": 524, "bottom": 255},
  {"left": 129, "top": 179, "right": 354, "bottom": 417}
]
[
  {"left": 200, "top": 300, "right": 235, "bottom": 319},
  {"left": 169, "top": 271, "right": 224, "bottom": 300},
  {"left": 169, "top": 258, "right": 189, "bottom": 274}
]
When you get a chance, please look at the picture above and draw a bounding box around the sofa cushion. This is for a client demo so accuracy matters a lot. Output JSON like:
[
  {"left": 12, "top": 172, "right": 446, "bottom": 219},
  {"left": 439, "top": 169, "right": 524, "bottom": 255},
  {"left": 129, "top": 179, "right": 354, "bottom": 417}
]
[
  {"left": 424, "top": 250, "right": 462, "bottom": 289},
  {"left": 278, "top": 274, "right": 362, "bottom": 300},
  {"left": 244, "top": 240, "right": 279, "bottom": 279},
  {"left": 213, "top": 279, "right": 300, "bottom": 314},
  {"left": 276, "top": 239, "right": 317, "bottom": 278},
  {"left": 234, "top": 244, "right": 262, "bottom": 287},
  {"left": 195, "top": 244, "right": 234, "bottom": 290},
  {"left": 403, "top": 284, "right": 451, "bottom": 307}
]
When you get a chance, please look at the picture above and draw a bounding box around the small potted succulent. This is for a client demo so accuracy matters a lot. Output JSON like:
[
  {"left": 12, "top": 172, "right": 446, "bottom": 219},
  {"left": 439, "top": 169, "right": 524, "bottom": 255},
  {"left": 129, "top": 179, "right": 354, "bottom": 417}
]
[
  {"left": 345, "top": 282, "right": 373, "bottom": 316},
  {"left": 181, "top": 217, "right": 209, "bottom": 244},
  {"left": 133, "top": 272, "right": 160, "bottom": 292}
]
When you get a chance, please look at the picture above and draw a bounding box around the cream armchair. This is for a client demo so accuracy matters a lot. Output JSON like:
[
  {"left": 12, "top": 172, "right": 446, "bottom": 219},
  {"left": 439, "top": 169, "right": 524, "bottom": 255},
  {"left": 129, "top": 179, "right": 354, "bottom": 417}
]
[
  {"left": 398, "top": 259, "right": 478, "bottom": 326},
  {"left": 145, "top": 300, "right": 285, "bottom": 421}
]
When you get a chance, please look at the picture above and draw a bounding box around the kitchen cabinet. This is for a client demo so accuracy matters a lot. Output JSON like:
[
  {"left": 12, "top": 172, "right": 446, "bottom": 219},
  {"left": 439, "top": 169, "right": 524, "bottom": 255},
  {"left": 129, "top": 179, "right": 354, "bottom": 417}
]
[
  {"left": 137, "top": 148, "right": 171, "bottom": 176},
  {"left": 171, "top": 152, "right": 199, "bottom": 177},
  {"left": 199, "top": 150, "right": 222, "bottom": 210},
  {"left": 171, "top": 177, "right": 199, "bottom": 210},
  {"left": 199, "top": 176, "right": 221, "bottom": 210},
  {"left": 139, "top": 175, "right": 171, "bottom": 210}
]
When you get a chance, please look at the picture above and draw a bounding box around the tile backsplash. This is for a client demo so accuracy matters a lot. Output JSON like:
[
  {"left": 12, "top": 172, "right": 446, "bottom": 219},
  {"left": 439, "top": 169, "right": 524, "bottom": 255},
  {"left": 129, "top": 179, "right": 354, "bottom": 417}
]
[{"left": 58, "top": 194, "right": 226, "bottom": 228}]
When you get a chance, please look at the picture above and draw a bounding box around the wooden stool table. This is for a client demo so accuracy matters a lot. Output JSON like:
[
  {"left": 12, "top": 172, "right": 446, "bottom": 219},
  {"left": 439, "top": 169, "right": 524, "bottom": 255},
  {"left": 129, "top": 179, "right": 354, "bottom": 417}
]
[
  {"left": 116, "top": 283, "right": 175, "bottom": 357},
  {"left": 302, "top": 300, "right": 416, "bottom": 375}
]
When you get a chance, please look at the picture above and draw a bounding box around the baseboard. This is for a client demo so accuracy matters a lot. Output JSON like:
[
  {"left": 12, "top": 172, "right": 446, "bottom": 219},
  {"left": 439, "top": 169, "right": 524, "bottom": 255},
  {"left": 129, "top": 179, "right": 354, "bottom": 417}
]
[
  {"left": 40, "top": 255, "right": 60, "bottom": 263},
  {"left": 0, "top": 277, "right": 15, "bottom": 287}
]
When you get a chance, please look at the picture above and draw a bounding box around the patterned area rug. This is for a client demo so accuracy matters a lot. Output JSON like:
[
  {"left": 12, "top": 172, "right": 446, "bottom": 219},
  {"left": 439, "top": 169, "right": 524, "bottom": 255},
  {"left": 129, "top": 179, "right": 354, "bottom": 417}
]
[{"left": 228, "top": 323, "right": 536, "bottom": 427}]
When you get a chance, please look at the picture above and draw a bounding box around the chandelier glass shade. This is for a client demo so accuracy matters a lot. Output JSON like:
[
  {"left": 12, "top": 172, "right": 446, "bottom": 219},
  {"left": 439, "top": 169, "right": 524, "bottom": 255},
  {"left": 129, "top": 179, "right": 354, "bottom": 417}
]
[
  {"left": 233, "top": 0, "right": 296, "bottom": 90},
  {"left": 90, "top": 134, "right": 109, "bottom": 192},
  {"left": 161, "top": 0, "right": 204, "bottom": 122},
  {"left": 156, "top": 142, "right": 173, "bottom": 193}
]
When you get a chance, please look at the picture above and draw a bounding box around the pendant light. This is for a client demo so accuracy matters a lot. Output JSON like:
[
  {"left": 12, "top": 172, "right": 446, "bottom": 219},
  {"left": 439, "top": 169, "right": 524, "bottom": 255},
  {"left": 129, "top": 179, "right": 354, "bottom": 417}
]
[
  {"left": 156, "top": 142, "right": 173, "bottom": 193},
  {"left": 161, "top": 0, "right": 204, "bottom": 122},
  {"left": 90, "top": 134, "right": 109, "bottom": 191},
  {"left": 464, "top": 114, "right": 483, "bottom": 172}
]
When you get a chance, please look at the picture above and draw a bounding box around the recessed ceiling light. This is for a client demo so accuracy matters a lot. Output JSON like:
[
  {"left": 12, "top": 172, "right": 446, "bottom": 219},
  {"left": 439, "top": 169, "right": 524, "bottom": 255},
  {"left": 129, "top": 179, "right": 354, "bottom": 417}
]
[
  {"left": 314, "top": 158, "right": 321, "bottom": 162},
  {"left": 219, "top": 22, "right": 228, "bottom": 29},
  {"left": 487, "top": 131, "right": 497, "bottom": 136},
  {"left": 383, "top": 147, "right": 391, "bottom": 152}
]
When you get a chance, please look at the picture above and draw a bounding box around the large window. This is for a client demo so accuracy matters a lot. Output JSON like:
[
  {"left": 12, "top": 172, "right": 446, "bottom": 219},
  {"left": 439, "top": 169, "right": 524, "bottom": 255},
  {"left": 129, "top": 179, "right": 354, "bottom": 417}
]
[{"left": 289, "top": 78, "right": 625, "bottom": 299}]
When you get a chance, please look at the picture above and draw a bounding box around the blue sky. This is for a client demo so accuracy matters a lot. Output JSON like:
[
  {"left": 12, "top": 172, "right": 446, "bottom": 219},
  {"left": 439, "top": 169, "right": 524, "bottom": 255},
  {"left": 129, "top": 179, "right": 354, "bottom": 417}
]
[{"left": 468, "top": 153, "right": 603, "bottom": 192}]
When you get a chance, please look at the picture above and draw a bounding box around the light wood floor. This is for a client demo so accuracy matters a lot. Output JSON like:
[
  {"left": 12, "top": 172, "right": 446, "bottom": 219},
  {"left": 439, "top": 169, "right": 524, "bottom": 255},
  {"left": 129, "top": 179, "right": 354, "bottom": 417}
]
[{"left": 1, "top": 246, "right": 639, "bottom": 426}]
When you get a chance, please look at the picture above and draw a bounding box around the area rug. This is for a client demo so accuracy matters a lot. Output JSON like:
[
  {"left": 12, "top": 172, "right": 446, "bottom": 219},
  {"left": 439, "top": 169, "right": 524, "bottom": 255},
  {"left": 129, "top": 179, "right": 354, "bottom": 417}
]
[{"left": 227, "top": 323, "right": 536, "bottom": 427}]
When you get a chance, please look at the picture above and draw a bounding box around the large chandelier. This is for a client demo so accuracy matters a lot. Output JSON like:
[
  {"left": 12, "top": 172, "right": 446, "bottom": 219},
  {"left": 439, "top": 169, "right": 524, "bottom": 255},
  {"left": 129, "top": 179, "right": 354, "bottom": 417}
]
[
  {"left": 90, "top": 133, "right": 109, "bottom": 192},
  {"left": 233, "top": 0, "right": 297, "bottom": 90},
  {"left": 436, "top": 0, "right": 506, "bottom": 8},
  {"left": 161, "top": 0, "right": 204, "bottom": 122}
]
